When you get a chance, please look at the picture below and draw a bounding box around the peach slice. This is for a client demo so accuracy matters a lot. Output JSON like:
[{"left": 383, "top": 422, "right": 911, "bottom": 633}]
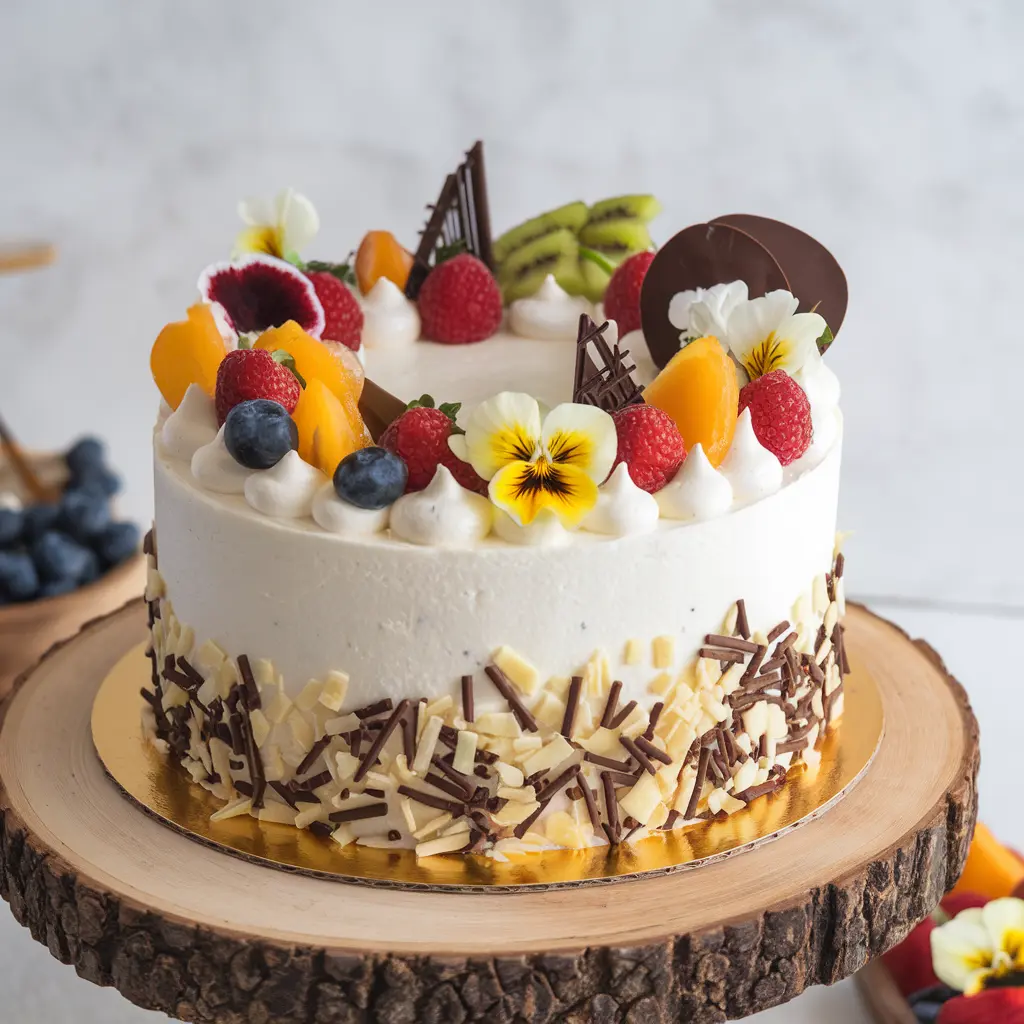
[
  {"left": 642, "top": 336, "right": 738, "bottom": 467},
  {"left": 255, "top": 322, "right": 371, "bottom": 469},
  {"left": 355, "top": 230, "right": 414, "bottom": 295},
  {"left": 292, "top": 378, "right": 366, "bottom": 476},
  {"left": 150, "top": 304, "right": 228, "bottom": 410}
]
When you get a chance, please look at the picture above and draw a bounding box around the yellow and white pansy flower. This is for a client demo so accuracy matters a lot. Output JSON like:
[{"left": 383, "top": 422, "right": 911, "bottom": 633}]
[
  {"left": 931, "top": 897, "right": 1024, "bottom": 995},
  {"left": 450, "top": 392, "right": 616, "bottom": 528},
  {"left": 234, "top": 187, "right": 320, "bottom": 262},
  {"left": 722, "top": 289, "right": 826, "bottom": 381}
]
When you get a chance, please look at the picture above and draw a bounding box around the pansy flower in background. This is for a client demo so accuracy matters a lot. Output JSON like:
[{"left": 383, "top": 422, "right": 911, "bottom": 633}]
[
  {"left": 234, "top": 187, "right": 320, "bottom": 263},
  {"left": 451, "top": 392, "right": 616, "bottom": 527},
  {"left": 931, "top": 897, "right": 1024, "bottom": 996},
  {"left": 717, "top": 289, "right": 826, "bottom": 382}
]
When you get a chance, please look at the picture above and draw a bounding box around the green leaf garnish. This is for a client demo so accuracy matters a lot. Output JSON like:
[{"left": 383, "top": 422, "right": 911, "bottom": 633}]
[
  {"left": 302, "top": 259, "right": 357, "bottom": 287},
  {"left": 405, "top": 395, "right": 464, "bottom": 432},
  {"left": 435, "top": 239, "right": 468, "bottom": 264},
  {"left": 270, "top": 349, "right": 306, "bottom": 388},
  {"left": 816, "top": 325, "right": 834, "bottom": 355},
  {"left": 236, "top": 332, "right": 259, "bottom": 350}
]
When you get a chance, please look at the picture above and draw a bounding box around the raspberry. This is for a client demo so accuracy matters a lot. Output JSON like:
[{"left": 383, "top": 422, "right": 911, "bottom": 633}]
[
  {"left": 611, "top": 404, "right": 686, "bottom": 493},
  {"left": 603, "top": 251, "right": 655, "bottom": 336},
  {"left": 379, "top": 406, "right": 488, "bottom": 494},
  {"left": 938, "top": 989, "right": 1024, "bottom": 1023},
  {"left": 737, "top": 369, "right": 812, "bottom": 466},
  {"left": 214, "top": 349, "right": 301, "bottom": 426},
  {"left": 306, "top": 271, "right": 363, "bottom": 350},
  {"left": 417, "top": 254, "right": 502, "bottom": 344}
]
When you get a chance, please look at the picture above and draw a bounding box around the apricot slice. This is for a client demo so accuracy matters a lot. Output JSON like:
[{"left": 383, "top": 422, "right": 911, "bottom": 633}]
[
  {"left": 642, "top": 336, "right": 738, "bottom": 467},
  {"left": 355, "top": 230, "right": 414, "bottom": 295},
  {"left": 255, "top": 322, "right": 371, "bottom": 465},
  {"left": 292, "top": 378, "right": 366, "bottom": 476},
  {"left": 952, "top": 822, "right": 1024, "bottom": 900},
  {"left": 150, "top": 304, "right": 227, "bottom": 410}
]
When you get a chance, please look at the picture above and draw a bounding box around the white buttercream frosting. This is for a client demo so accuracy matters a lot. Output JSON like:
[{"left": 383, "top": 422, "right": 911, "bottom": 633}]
[
  {"left": 389, "top": 466, "right": 493, "bottom": 546},
  {"left": 582, "top": 463, "right": 660, "bottom": 536},
  {"left": 656, "top": 444, "right": 734, "bottom": 521},
  {"left": 311, "top": 481, "right": 389, "bottom": 536},
  {"left": 191, "top": 426, "right": 253, "bottom": 494},
  {"left": 794, "top": 357, "right": 841, "bottom": 459},
  {"left": 243, "top": 450, "right": 326, "bottom": 519},
  {"left": 720, "top": 409, "right": 783, "bottom": 503},
  {"left": 493, "top": 509, "right": 571, "bottom": 547},
  {"left": 160, "top": 384, "right": 218, "bottom": 462},
  {"left": 509, "top": 275, "right": 592, "bottom": 342},
  {"left": 360, "top": 277, "right": 421, "bottom": 350}
]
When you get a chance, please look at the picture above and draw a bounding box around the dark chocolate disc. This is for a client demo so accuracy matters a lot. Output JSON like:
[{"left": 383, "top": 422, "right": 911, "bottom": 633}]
[
  {"left": 639, "top": 223, "right": 789, "bottom": 370},
  {"left": 711, "top": 214, "right": 848, "bottom": 349}
]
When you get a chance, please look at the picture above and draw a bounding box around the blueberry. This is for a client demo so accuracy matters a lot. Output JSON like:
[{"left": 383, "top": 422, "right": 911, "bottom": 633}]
[
  {"left": 65, "top": 436, "right": 106, "bottom": 477},
  {"left": 224, "top": 399, "right": 298, "bottom": 470},
  {"left": 333, "top": 446, "right": 408, "bottom": 510},
  {"left": 38, "top": 578, "right": 78, "bottom": 599},
  {"left": 0, "top": 551, "right": 40, "bottom": 602},
  {"left": 908, "top": 984, "right": 958, "bottom": 1023},
  {"left": 31, "top": 531, "right": 99, "bottom": 585},
  {"left": 0, "top": 507, "right": 24, "bottom": 548},
  {"left": 21, "top": 503, "right": 60, "bottom": 540},
  {"left": 93, "top": 521, "right": 141, "bottom": 567},
  {"left": 71, "top": 464, "right": 121, "bottom": 498},
  {"left": 59, "top": 488, "right": 111, "bottom": 542}
]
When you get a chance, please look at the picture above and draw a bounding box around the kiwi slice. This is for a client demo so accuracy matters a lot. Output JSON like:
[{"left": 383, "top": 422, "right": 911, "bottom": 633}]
[
  {"left": 579, "top": 257, "right": 613, "bottom": 303},
  {"left": 585, "top": 194, "right": 662, "bottom": 226},
  {"left": 497, "top": 228, "right": 585, "bottom": 302},
  {"left": 492, "top": 201, "right": 589, "bottom": 265},
  {"left": 577, "top": 220, "right": 653, "bottom": 257}
]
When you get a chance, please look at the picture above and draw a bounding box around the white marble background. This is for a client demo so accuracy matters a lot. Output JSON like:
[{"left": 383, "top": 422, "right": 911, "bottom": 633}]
[{"left": 0, "top": 1, "right": 1022, "bottom": 1020}]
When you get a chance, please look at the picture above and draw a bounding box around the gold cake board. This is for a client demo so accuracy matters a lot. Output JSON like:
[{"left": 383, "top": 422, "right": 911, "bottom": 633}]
[
  {"left": 91, "top": 640, "right": 884, "bottom": 891},
  {"left": 0, "top": 600, "right": 979, "bottom": 1022}
]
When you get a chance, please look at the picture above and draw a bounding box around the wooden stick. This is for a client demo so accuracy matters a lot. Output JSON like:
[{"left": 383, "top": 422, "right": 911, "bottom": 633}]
[
  {"left": 0, "top": 242, "right": 56, "bottom": 275},
  {"left": 0, "top": 413, "right": 58, "bottom": 502}
]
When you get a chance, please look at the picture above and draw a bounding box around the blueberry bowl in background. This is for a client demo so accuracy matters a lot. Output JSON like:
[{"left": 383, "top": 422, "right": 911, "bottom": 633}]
[{"left": 0, "top": 438, "right": 146, "bottom": 693}]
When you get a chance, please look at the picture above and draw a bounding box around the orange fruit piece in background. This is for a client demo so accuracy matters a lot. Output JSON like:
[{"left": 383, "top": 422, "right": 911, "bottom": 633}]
[
  {"left": 642, "top": 336, "right": 739, "bottom": 467},
  {"left": 292, "top": 378, "right": 366, "bottom": 476},
  {"left": 355, "top": 230, "right": 414, "bottom": 294},
  {"left": 150, "top": 304, "right": 228, "bottom": 410},
  {"left": 951, "top": 822, "right": 1024, "bottom": 900}
]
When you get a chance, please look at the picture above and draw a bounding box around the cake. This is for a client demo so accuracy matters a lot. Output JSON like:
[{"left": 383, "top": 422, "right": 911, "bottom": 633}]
[{"left": 142, "top": 143, "right": 849, "bottom": 860}]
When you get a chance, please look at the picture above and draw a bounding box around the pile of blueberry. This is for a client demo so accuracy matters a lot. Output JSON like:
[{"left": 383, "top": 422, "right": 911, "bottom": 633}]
[{"left": 0, "top": 437, "right": 141, "bottom": 605}]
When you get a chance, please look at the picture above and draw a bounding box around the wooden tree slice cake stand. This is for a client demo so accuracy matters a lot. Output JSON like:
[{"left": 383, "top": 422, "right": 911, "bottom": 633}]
[{"left": 0, "top": 601, "right": 978, "bottom": 1023}]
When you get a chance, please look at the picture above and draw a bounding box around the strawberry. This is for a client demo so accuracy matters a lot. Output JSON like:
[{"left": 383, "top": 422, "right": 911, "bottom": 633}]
[
  {"left": 881, "top": 917, "right": 939, "bottom": 998},
  {"left": 417, "top": 254, "right": 502, "bottom": 344},
  {"left": 738, "top": 369, "right": 813, "bottom": 466},
  {"left": 603, "top": 251, "right": 655, "bottom": 336},
  {"left": 611, "top": 404, "right": 686, "bottom": 493},
  {"left": 379, "top": 400, "right": 488, "bottom": 494},
  {"left": 306, "top": 271, "right": 363, "bottom": 350},
  {"left": 214, "top": 349, "right": 301, "bottom": 426},
  {"left": 939, "top": 989, "right": 1024, "bottom": 1023}
]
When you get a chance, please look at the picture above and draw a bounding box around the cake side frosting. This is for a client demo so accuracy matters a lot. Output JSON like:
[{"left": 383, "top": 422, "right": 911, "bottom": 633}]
[{"left": 153, "top": 423, "right": 840, "bottom": 710}]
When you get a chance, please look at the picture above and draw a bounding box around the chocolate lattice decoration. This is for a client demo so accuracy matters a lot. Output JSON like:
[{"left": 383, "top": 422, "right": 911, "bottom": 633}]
[
  {"left": 404, "top": 141, "right": 494, "bottom": 299},
  {"left": 573, "top": 314, "right": 645, "bottom": 412}
]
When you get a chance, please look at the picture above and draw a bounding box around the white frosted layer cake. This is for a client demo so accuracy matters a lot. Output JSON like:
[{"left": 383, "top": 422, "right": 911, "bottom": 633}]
[{"left": 143, "top": 155, "right": 850, "bottom": 858}]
